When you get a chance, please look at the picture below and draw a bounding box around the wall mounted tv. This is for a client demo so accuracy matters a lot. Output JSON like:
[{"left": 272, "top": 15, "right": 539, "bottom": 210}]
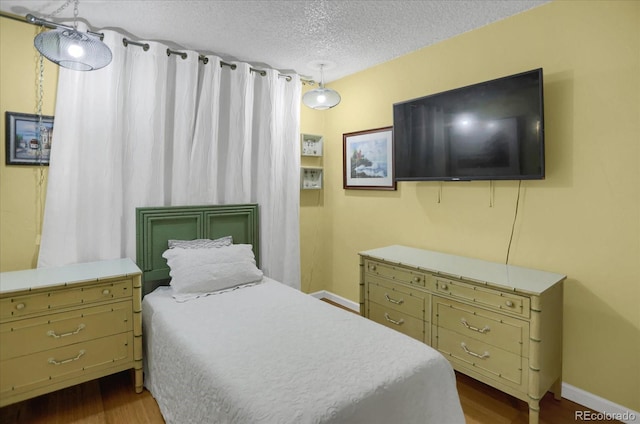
[{"left": 393, "top": 68, "right": 545, "bottom": 181}]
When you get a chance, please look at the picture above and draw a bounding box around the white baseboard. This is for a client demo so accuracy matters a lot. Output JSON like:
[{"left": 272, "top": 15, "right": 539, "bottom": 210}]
[
  {"left": 309, "top": 290, "right": 360, "bottom": 312},
  {"left": 310, "top": 290, "right": 639, "bottom": 423},
  {"left": 562, "top": 382, "right": 639, "bottom": 424}
]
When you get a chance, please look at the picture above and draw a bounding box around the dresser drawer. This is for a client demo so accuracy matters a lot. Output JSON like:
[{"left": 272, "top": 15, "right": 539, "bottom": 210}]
[
  {"left": 364, "top": 260, "right": 428, "bottom": 287},
  {"left": 0, "top": 300, "right": 133, "bottom": 360},
  {"left": 0, "top": 332, "right": 133, "bottom": 397},
  {"left": 434, "top": 326, "right": 526, "bottom": 389},
  {"left": 367, "top": 277, "right": 426, "bottom": 320},
  {"left": 0, "top": 279, "right": 132, "bottom": 319},
  {"left": 434, "top": 276, "right": 530, "bottom": 318},
  {"left": 368, "top": 302, "right": 425, "bottom": 342},
  {"left": 433, "top": 298, "right": 528, "bottom": 357}
]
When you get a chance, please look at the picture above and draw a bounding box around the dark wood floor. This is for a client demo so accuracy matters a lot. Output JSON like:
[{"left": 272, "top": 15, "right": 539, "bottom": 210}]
[
  {"left": 1, "top": 299, "right": 615, "bottom": 424},
  {"left": 0, "top": 370, "right": 162, "bottom": 424},
  {"left": 1, "top": 369, "right": 611, "bottom": 424}
]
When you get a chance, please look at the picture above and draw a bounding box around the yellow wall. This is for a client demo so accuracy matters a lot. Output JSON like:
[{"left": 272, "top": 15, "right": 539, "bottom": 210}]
[
  {"left": 300, "top": 0, "right": 639, "bottom": 411},
  {"left": 300, "top": 100, "right": 331, "bottom": 294},
  {"left": 0, "top": 17, "right": 57, "bottom": 271},
  {"left": 2, "top": 0, "right": 638, "bottom": 413}
]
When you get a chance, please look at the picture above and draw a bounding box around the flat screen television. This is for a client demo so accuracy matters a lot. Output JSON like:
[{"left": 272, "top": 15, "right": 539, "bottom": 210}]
[{"left": 393, "top": 68, "right": 545, "bottom": 181}]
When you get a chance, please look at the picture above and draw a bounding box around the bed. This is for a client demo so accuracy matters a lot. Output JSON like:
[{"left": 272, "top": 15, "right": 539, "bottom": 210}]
[{"left": 137, "top": 204, "right": 465, "bottom": 424}]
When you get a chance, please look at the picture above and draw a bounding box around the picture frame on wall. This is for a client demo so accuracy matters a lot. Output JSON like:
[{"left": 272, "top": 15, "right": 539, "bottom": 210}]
[
  {"left": 5, "top": 111, "right": 54, "bottom": 166},
  {"left": 343, "top": 126, "right": 396, "bottom": 190}
]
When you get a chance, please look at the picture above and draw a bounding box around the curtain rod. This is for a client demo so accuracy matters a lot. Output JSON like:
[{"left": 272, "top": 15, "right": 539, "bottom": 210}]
[
  {"left": 4, "top": 12, "right": 315, "bottom": 85},
  {"left": 122, "top": 38, "right": 298, "bottom": 82},
  {"left": 25, "top": 13, "right": 105, "bottom": 39}
]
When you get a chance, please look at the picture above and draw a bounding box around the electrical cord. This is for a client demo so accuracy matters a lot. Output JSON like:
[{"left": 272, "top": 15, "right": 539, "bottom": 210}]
[{"left": 505, "top": 180, "right": 522, "bottom": 264}]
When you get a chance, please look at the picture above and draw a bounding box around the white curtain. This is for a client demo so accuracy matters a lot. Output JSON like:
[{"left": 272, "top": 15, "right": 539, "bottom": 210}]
[{"left": 38, "top": 29, "right": 302, "bottom": 289}]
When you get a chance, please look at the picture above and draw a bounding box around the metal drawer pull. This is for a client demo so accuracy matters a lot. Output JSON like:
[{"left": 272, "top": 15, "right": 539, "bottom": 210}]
[
  {"left": 461, "top": 343, "right": 490, "bottom": 359},
  {"left": 460, "top": 318, "right": 490, "bottom": 334},
  {"left": 102, "top": 289, "right": 111, "bottom": 295},
  {"left": 384, "top": 313, "right": 404, "bottom": 326},
  {"left": 505, "top": 300, "right": 515, "bottom": 307},
  {"left": 47, "top": 323, "right": 86, "bottom": 339},
  {"left": 15, "top": 303, "right": 26, "bottom": 310},
  {"left": 384, "top": 294, "right": 404, "bottom": 305},
  {"left": 48, "top": 349, "right": 86, "bottom": 365}
]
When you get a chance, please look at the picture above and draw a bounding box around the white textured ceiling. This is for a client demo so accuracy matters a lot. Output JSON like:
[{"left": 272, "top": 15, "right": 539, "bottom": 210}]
[{"left": 0, "top": 0, "right": 547, "bottom": 82}]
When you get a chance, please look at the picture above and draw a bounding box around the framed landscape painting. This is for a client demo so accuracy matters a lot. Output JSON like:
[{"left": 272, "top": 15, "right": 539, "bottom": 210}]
[
  {"left": 5, "top": 111, "right": 54, "bottom": 165},
  {"left": 343, "top": 126, "right": 396, "bottom": 190}
]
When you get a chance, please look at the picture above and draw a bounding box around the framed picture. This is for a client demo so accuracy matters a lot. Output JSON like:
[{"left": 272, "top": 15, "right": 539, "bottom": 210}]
[
  {"left": 343, "top": 126, "right": 396, "bottom": 190},
  {"left": 5, "top": 111, "right": 54, "bottom": 166}
]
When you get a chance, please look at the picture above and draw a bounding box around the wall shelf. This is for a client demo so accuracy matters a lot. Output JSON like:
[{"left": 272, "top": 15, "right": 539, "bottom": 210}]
[
  {"left": 301, "top": 133, "right": 323, "bottom": 157},
  {"left": 301, "top": 167, "right": 323, "bottom": 190}
]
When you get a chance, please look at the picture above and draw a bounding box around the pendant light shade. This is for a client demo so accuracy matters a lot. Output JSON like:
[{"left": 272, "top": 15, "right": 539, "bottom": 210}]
[
  {"left": 302, "top": 64, "right": 341, "bottom": 110},
  {"left": 302, "top": 88, "right": 341, "bottom": 110},
  {"left": 34, "top": 28, "right": 112, "bottom": 71},
  {"left": 27, "top": 0, "right": 112, "bottom": 72}
]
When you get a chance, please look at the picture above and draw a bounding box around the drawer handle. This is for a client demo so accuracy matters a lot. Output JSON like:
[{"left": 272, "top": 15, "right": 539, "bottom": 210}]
[
  {"left": 413, "top": 276, "right": 421, "bottom": 283},
  {"left": 461, "top": 318, "right": 490, "bottom": 334},
  {"left": 102, "top": 289, "right": 111, "bottom": 295},
  {"left": 505, "top": 300, "right": 515, "bottom": 308},
  {"left": 384, "top": 293, "right": 404, "bottom": 305},
  {"left": 440, "top": 284, "right": 448, "bottom": 291},
  {"left": 461, "top": 343, "right": 490, "bottom": 360},
  {"left": 48, "top": 349, "right": 86, "bottom": 366},
  {"left": 47, "top": 323, "right": 86, "bottom": 339},
  {"left": 369, "top": 264, "right": 377, "bottom": 271},
  {"left": 384, "top": 313, "right": 405, "bottom": 326},
  {"left": 15, "top": 303, "right": 26, "bottom": 310}
]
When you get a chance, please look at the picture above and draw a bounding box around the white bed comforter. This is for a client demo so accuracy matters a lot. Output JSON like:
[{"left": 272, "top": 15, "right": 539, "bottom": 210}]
[{"left": 142, "top": 278, "right": 465, "bottom": 424}]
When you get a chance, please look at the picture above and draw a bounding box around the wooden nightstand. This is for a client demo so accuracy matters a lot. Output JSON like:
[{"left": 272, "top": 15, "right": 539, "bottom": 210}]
[{"left": 0, "top": 259, "right": 142, "bottom": 407}]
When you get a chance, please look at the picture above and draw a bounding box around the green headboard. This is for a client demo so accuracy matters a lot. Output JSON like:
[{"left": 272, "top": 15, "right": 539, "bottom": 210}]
[{"left": 136, "top": 204, "right": 259, "bottom": 296}]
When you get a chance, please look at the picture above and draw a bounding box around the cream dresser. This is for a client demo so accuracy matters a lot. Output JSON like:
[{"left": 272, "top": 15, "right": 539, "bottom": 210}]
[
  {"left": 359, "top": 245, "right": 565, "bottom": 424},
  {"left": 0, "top": 259, "right": 142, "bottom": 407}
]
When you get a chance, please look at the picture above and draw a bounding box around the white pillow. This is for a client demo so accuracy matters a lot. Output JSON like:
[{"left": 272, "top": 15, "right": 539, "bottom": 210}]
[
  {"left": 162, "top": 244, "right": 263, "bottom": 298},
  {"left": 167, "top": 235, "right": 232, "bottom": 249}
]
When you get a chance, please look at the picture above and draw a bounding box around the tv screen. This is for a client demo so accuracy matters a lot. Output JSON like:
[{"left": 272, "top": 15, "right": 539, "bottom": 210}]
[{"left": 393, "top": 68, "right": 545, "bottom": 181}]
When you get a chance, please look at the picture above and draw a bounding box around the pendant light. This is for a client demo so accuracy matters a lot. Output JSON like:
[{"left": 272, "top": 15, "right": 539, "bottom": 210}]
[
  {"left": 302, "top": 64, "right": 341, "bottom": 110},
  {"left": 28, "top": 0, "right": 112, "bottom": 71}
]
